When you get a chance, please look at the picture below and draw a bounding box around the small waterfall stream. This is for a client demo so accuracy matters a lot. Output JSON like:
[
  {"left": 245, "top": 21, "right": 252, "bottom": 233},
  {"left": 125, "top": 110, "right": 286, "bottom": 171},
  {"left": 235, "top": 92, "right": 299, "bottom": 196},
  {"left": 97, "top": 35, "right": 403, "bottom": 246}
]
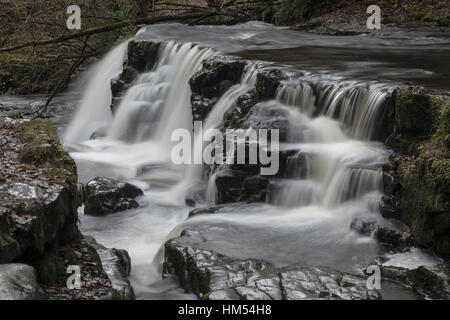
[{"left": 63, "top": 29, "right": 439, "bottom": 299}]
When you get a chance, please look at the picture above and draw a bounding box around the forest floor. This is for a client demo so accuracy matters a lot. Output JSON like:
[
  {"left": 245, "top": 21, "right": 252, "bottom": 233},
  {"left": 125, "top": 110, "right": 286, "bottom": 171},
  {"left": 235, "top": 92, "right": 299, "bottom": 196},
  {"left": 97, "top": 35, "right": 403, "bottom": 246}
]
[{"left": 303, "top": 0, "right": 449, "bottom": 28}]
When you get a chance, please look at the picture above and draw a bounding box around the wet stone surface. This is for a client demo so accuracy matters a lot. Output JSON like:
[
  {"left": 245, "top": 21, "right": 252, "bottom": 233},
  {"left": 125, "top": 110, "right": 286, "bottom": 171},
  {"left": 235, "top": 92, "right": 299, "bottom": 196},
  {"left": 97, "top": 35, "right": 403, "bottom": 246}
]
[{"left": 164, "top": 239, "right": 381, "bottom": 300}]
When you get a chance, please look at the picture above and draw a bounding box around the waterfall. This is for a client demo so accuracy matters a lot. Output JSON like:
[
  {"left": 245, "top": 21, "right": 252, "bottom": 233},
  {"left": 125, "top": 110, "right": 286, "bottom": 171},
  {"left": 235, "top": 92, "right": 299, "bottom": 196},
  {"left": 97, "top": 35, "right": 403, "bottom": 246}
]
[
  {"left": 64, "top": 36, "right": 395, "bottom": 299},
  {"left": 276, "top": 82, "right": 316, "bottom": 116},
  {"left": 108, "top": 41, "right": 215, "bottom": 148},
  {"left": 64, "top": 41, "right": 129, "bottom": 145},
  {"left": 318, "top": 83, "right": 388, "bottom": 140},
  {"left": 269, "top": 80, "right": 389, "bottom": 210},
  {"left": 173, "top": 63, "right": 259, "bottom": 202}
]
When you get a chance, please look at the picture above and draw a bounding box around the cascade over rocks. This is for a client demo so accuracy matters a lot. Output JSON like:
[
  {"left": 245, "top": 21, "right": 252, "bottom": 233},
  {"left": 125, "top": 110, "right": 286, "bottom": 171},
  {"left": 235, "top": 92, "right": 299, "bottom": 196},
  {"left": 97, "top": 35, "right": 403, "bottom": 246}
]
[
  {"left": 110, "top": 40, "right": 164, "bottom": 112},
  {"left": 190, "top": 55, "right": 247, "bottom": 121},
  {"left": 83, "top": 177, "right": 143, "bottom": 216},
  {"left": 350, "top": 218, "right": 414, "bottom": 252}
]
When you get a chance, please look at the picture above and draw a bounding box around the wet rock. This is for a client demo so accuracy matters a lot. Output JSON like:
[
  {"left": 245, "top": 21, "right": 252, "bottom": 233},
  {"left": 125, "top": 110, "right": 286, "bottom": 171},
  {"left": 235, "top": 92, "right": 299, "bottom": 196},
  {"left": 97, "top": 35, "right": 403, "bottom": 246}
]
[
  {"left": 242, "top": 102, "right": 296, "bottom": 143},
  {"left": 255, "top": 69, "right": 286, "bottom": 101},
  {"left": 241, "top": 176, "right": 269, "bottom": 203},
  {"left": 127, "top": 40, "right": 162, "bottom": 73},
  {"left": 83, "top": 177, "right": 143, "bottom": 216},
  {"left": 0, "top": 121, "right": 81, "bottom": 266},
  {"left": 0, "top": 263, "right": 41, "bottom": 300},
  {"left": 223, "top": 89, "right": 258, "bottom": 129},
  {"left": 163, "top": 241, "right": 380, "bottom": 300},
  {"left": 85, "top": 236, "right": 135, "bottom": 300},
  {"left": 350, "top": 218, "right": 378, "bottom": 237},
  {"left": 191, "top": 96, "right": 218, "bottom": 122},
  {"left": 189, "top": 206, "right": 221, "bottom": 218},
  {"left": 189, "top": 55, "right": 247, "bottom": 121},
  {"left": 185, "top": 198, "right": 196, "bottom": 208},
  {"left": 215, "top": 168, "right": 244, "bottom": 204},
  {"left": 110, "top": 67, "right": 139, "bottom": 113},
  {"left": 375, "top": 227, "right": 414, "bottom": 251},
  {"left": 381, "top": 265, "right": 450, "bottom": 300},
  {"left": 350, "top": 216, "right": 414, "bottom": 253},
  {"left": 190, "top": 55, "right": 246, "bottom": 98},
  {"left": 379, "top": 196, "right": 398, "bottom": 219}
]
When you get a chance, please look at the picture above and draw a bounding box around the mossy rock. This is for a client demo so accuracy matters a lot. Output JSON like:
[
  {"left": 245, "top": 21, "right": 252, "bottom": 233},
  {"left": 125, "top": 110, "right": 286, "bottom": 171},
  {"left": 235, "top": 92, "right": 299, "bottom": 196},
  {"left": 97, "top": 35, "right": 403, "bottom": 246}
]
[
  {"left": 397, "top": 158, "right": 450, "bottom": 258},
  {"left": 394, "top": 90, "right": 437, "bottom": 138},
  {"left": 431, "top": 96, "right": 450, "bottom": 149}
]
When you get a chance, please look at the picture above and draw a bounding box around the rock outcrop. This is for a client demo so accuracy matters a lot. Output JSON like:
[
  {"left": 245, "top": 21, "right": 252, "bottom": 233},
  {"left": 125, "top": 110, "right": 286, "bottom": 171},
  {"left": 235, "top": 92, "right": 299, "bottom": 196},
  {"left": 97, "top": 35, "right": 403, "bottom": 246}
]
[
  {"left": 383, "top": 90, "right": 450, "bottom": 260},
  {"left": 163, "top": 239, "right": 380, "bottom": 300},
  {"left": 0, "top": 121, "right": 136, "bottom": 300},
  {"left": 0, "top": 121, "right": 81, "bottom": 266}
]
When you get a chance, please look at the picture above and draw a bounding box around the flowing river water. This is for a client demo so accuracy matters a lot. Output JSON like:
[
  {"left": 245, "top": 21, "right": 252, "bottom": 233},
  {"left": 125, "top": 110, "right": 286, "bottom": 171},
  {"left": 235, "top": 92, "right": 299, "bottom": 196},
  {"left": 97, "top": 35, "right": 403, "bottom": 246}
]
[{"left": 6, "top": 22, "right": 448, "bottom": 300}]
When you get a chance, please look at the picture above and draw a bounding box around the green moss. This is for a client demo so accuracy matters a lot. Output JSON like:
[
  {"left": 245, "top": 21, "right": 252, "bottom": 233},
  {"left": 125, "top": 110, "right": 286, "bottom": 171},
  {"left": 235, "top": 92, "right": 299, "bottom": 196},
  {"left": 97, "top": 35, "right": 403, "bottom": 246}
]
[
  {"left": 438, "top": 16, "right": 450, "bottom": 27},
  {"left": 397, "top": 158, "right": 449, "bottom": 258},
  {"left": 20, "top": 121, "right": 77, "bottom": 188},
  {"left": 431, "top": 97, "right": 450, "bottom": 149},
  {"left": 394, "top": 90, "right": 440, "bottom": 138}
]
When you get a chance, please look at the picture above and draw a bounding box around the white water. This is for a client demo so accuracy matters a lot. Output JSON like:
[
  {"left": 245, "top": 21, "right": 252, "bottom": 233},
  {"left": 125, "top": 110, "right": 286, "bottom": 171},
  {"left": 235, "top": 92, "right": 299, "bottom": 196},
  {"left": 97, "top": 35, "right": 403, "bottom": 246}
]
[
  {"left": 64, "top": 34, "right": 439, "bottom": 299},
  {"left": 64, "top": 41, "right": 129, "bottom": 145}
]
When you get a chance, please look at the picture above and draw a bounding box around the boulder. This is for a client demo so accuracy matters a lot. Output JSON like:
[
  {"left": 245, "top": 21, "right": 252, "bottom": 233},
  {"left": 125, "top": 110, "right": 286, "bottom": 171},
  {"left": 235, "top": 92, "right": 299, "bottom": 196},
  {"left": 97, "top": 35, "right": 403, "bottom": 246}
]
[
  {"left": 85, "top": 236, "right": 135, "bottom": 300},
  {"left": 374, "top": 227, "right": 414, "bottom": 251},
  {"left": 83, "top": 177, "right": 143, "bottom": 216},
  {"left": 350, "top": 218, "right": 378, "bottom": 237},
  {"left": 0, "top": 264, "right": 41, "bottom": 300}
]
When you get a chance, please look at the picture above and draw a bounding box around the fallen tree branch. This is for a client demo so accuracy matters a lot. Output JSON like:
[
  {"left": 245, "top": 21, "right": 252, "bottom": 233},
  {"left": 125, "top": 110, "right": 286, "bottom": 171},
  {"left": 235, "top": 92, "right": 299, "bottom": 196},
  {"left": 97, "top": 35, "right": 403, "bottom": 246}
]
[{"left": 0, "top": 13, "right": 206, "bottom": 53}]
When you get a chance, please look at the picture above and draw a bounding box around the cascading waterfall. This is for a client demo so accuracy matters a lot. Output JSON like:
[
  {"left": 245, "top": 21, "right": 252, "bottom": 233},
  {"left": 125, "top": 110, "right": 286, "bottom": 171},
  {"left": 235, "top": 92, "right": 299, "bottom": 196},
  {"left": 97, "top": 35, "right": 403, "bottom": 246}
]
[
  {"left": 318, "top": 83, "right": 388, "bottom": 140},
  {"left": 176, "top": 64, "right": 259, "bottom": 201},
  {"left": 276, "top": 82, "right": 316, "bottom": 116},
  {"left": 65, "top": 36, "right": 399, "bottom": 299},
  {"left": 271, "top": 80, "right": 389, "bottom": 210},
  {"left": 64, "top": 41, "right": 129, "bottom": 145},
  {"left": 109, "top": 41, "right": 215, "bottom": 146}
]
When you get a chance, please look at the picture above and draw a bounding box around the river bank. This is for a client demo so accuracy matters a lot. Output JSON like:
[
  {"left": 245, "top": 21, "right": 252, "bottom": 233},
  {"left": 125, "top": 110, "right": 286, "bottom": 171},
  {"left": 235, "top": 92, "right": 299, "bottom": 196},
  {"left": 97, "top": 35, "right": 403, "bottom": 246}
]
[{"left": 0, "top": 120, "right": 134, "bottom": 299}]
